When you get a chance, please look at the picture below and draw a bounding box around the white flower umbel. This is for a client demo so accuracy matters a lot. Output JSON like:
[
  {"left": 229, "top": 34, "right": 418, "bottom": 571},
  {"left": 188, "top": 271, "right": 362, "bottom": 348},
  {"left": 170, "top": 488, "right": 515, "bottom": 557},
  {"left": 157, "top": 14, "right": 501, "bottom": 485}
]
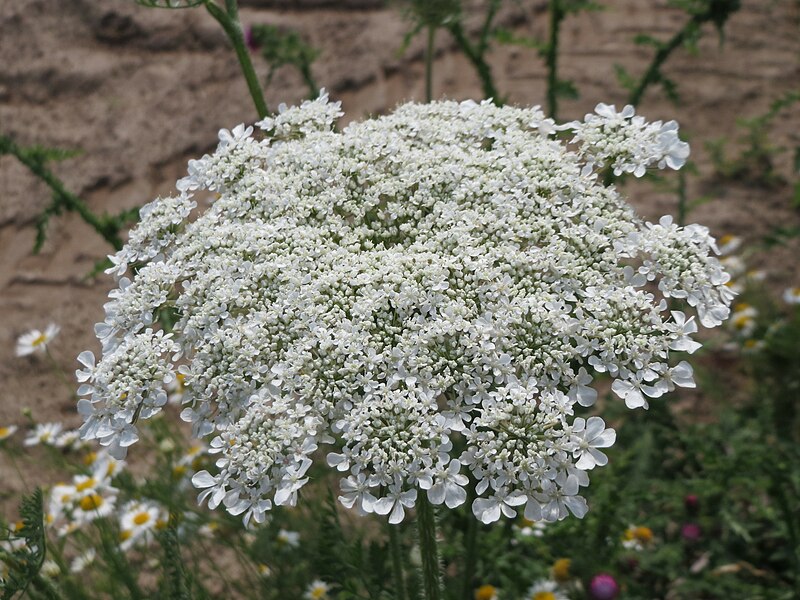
[{"left": 79, "top": 95, "right": 731, "bottom": 526}]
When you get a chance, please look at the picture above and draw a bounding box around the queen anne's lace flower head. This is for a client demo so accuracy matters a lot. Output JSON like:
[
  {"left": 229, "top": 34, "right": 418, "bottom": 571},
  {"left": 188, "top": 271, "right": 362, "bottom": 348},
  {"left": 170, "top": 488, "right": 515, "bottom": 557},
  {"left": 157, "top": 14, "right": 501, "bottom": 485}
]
[{"left": 78, "top": 95, "right": 731, "bottom": 526}]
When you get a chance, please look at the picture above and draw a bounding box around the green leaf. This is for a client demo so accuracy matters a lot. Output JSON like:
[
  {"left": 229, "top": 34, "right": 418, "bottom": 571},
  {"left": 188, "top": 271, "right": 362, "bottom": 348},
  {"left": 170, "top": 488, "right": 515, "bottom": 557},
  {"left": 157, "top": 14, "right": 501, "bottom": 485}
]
[
  {"left": 614, "top": 64, "right": 635, "bottom": 92},
  {"left": 157, "top": 517, "right": 191, "bottom": 600},
  {"left": 0, "top": 489, "right": 47, "bottom": 599},
  {"left": 634, "top": 33, "right": 663, "bottom": 48},
  {"left": 660, "top": 75, "right": 681, "bottom": 105},
  {"left": 492, "top": 27, "right": 546, "bottom": 52},
  {"left": 555, "top": 78, "right": 579, "bottom": 100}
]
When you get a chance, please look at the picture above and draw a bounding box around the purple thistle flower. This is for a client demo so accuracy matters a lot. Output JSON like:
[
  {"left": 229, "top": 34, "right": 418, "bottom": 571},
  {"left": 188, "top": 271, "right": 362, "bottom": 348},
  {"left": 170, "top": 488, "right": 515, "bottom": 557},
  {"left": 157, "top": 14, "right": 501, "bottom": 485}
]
[{"left": 589, "top": 573, "right": 620, "bottom": 600}]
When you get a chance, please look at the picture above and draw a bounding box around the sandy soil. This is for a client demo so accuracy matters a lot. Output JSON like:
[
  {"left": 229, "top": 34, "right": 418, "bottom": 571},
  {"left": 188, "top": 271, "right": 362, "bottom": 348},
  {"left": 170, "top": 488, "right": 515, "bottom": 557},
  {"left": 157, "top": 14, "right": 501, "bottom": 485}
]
[{"left": 0, "top": 0, "right": 798, "bottom": 501}]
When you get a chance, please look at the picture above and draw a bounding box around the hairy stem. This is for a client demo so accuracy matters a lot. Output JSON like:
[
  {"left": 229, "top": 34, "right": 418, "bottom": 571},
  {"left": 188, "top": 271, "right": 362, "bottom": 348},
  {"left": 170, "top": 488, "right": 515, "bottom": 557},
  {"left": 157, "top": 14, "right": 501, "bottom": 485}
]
[
  {"left": 204, "top": 0, "right": 269, "bottom": 118},
  {"left": 416, "top": 493, "right": 443, "bottom": 600},
  {"left": 461, "top": 501, "right": 478, "bottom": 600},
  {"left": 447, "top": 0, "right": 502, "bottom": 103},
  {"left": 389, "top": 525, "right": 408, "bottom": 600},
  {"left": 677, "top": 168, "right": 688, "bottom": 227},
  {"left": 627, "top": 27, "right": 688, "bottom": 108},
  {"left": 546, "top": 0, "right": 564, "bottom": 120},
  {"left": 425, "top": 25, "right": 435, "bottom": 102}
]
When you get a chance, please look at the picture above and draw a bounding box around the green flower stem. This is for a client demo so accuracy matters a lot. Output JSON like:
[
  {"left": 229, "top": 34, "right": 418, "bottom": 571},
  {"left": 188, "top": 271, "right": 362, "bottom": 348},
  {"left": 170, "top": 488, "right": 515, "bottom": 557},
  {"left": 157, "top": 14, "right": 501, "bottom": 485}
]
[
  {"left": 389, "top": 525, "right": 408, "bottom": 600},
  {"left": 31, "top": 572, "right": 66, "bottom": 600},
  {"left": 627, "top": 25, "right": 688, "bottom": 108},
  {"left": 461, "top": 500, "right": 478, "bottom": 600},
  {"left": 546, "top": 0, "right": 564, "bottom": 120},
  {"left": 446, "top": 0, "right": 502, "bottom": 103},
  {"left": 425, "top": 25, "right": 435, "bottom": 102},
  {"left": 677, "top": 169, "right": 687, "bottom": 227},
  {"left": 203, "top": 0, "right": 269, "bottom": 119},
  {"left": 416, "top": 493, "right": 443, "bottom": 600}
]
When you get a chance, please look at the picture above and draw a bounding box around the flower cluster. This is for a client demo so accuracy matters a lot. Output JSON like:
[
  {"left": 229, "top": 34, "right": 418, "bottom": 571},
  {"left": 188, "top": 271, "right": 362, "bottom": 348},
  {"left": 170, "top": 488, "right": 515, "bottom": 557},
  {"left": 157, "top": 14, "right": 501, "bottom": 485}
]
[{"left": 78, "top": 95, "right": 731, "bottom": 525}]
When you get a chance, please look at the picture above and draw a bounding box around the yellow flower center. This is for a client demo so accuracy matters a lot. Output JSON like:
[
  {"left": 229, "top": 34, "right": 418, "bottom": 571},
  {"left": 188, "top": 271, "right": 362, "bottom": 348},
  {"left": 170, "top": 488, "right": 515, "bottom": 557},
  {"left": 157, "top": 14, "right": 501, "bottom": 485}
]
[
  {"left": 310, "top": 589, "right": 327, "bottom": 600},
  {"left": 533, "top": 593, "right": 555, "bottom": 600},
  {"left": 634, "top": 526, "right": 653, "bottom": 543},
  {"left": 75, "top": 478, "right": 96, "bottom": 492},
  {"left": 744, "top": 339, "right": 759, "bottom": 348},
  {"left": 719, "top": 234, "right": 736, "bottom": 245},
  {"left": 0, "top": 427, "right": 9, "bottom": 437},
  {"left": 552, "top": 558, "right": 571, "bottom": 582},
  {"left": 733, "top": 314, "right": 752, "bottom": 329},
  {"left": 120, "top": 530, "right": 133, "bottom": 542},
  {"left": 31, "top": 334, "right": 47, "bottom": 347},
  {"left": 83, "top": 452, "right": 98, "bottom": 466},
  {"left": 133, "top": 512, "right": 151, "bottom": 526},
  {"left": 172, "top": 465, "right": 188, "bottom": 478},
  {"left": 475, "top": 584, "right": 498, "bottom": 600},
  {"left": 13, "top": 521, "right": 25, "bottom": 532},
  {"left": 79, "top": 494, "right": 104, "bottom": 511},
  {"left": 156, "top": 519, "right": 168, "bottom": 530}
]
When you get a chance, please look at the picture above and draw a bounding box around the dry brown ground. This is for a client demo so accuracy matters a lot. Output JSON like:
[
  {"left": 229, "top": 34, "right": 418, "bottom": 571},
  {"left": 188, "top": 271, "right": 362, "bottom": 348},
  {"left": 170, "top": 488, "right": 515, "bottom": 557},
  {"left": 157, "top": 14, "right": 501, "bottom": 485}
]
[{"left": 0, "top": 0, "right": 799, "bottom": 504}]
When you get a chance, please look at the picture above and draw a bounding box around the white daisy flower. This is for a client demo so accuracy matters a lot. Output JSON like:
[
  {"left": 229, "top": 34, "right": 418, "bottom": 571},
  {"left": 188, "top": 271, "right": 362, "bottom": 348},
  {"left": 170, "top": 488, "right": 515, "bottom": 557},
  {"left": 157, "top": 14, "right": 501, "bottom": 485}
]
[
  {"left": 716, "top": 234, "right": 742, "bottom": 256},
  {"left": 70, "top": 548, "right": 97, "bottom": 573},
  {"left": 41, "top": 560, "right": 60, "bottom": 579},
  {"left": 730, "top": 303, "right": 758, "bottom": 337},
  {"left": 119, "top": 500, "right": 165, "bottom": 551},
  {"left": 527, "top": 579, "right": 568, "bottom": 600},
  {"left": 277, "top": 529, "right": 300, "bottom": 548},
  {"left": 0, "top": 425, "right": 18, "bottom": 441},
  {"left": 73, "top": 491, "right": 117, "bottom": 524},
  {"left": 783, "top": 286, "right": 800, "bottom": 305},
  {"left": 55, "top": 429, "right": 85, "bottom": 450},
  {"left": 304, "top": 579, "right": 331, "bottom": 600},
  {"left": 24, "top": 422, "right": 63, "bottom": 446},
  {"left": 16, "top": 323, "right": 60, "bottom": 356}
]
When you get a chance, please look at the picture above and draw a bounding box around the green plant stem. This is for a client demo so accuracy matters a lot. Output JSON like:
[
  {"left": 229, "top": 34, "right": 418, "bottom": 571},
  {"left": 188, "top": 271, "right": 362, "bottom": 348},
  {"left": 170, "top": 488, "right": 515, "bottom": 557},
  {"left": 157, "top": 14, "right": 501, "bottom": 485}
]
[
  {"left": 446, "top": 0, "right": 501, "bottom": 103},
  {"left": 627, "top": 26, "right": 688, "bottom": 108},
  {"left": 0, "top": 135, "right": 123, "bottom": 251},
  {"left": 300, "top": 64, "right": 320, "bottom": 99},
  {"left": 31, "top": 572, "right": 66, "bottom": 600},
  {"left": 677, "top": 168, "right": 687, "bottom": 227},
  {"left": 203, "top": 0, "right": 269, "bottom": 118},
  {"left": 546, "top": 0, "right": 564, "bottom": 120},
  {"left": 95, "top": 522, "right": 145, "bottom": 600},
  {"left": 416, "top": 493, "right": 443, "bottom": 600},
  {"left": 389, "top": 525, "right": 408, "bottom": 600},
  {"left": 425, "top": 25, "right": 435, "bottom": 102},
  {"left": 461, "top": 505, "right": 478, "bottom": 600}
]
